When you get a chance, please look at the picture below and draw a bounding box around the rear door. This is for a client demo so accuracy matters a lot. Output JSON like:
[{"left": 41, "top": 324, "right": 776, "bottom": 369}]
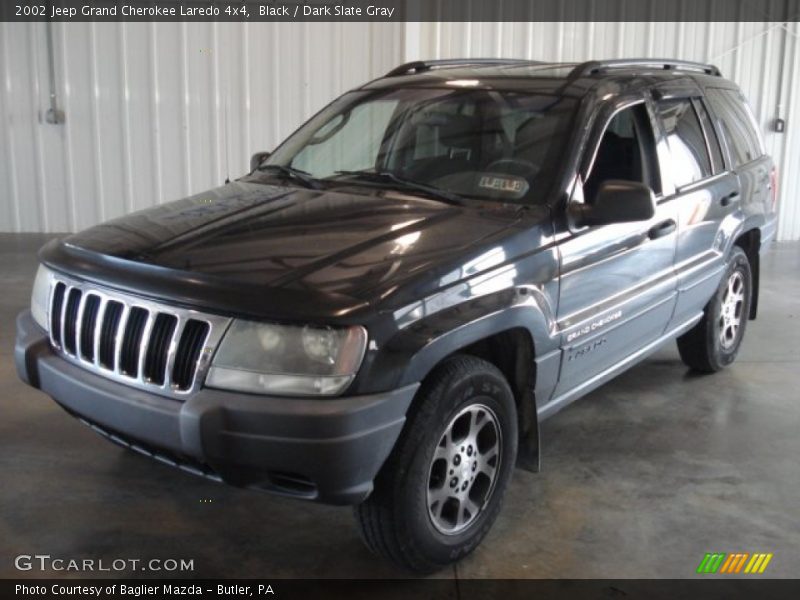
[
  {"left": 704, "top": 86, "right": 774, "bottom": 228},
  {"left": 651, "top": 82, "right": 741, "bottom": 329},
  {"left": 552, "top": 94, "right": 679, "bottom": 403}
]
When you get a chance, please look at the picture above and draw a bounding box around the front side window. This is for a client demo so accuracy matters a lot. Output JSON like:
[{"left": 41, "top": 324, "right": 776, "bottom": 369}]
[
  {"left": 266, "top": 88, "right": 578, "bottom": 204},
  {"left": 583, "top": 103, "right": 659, "bottom": 204},
  {"left": 657, "top": 99, "right": 713, "bottom": 188}
]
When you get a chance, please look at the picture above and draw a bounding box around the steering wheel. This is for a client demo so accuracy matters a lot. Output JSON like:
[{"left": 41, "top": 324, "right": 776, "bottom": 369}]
[{"left": 484, "top": 158, "right": 539, "bottom": 179}]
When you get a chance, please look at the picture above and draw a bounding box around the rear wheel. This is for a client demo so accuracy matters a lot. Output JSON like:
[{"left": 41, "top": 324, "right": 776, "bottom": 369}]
[
  {"left": 354, "top": 355, "right": 517, "bottom": 573},
  {"left": 677, "top": 246, "right": 752, "bottom": 372}
]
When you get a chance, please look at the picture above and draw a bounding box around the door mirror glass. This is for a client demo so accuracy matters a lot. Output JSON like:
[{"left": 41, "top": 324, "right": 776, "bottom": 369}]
[
  {"left": 250, "top": 151, "right": 271, "bottom": 172},
  {"left": 571, "top": 180, "right": 656, "bottom": 227}
]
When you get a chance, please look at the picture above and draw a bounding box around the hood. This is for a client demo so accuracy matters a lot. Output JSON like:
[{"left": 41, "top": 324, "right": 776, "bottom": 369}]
[{"left": 43, "top": 179, "right": 546, "bottom": 321}]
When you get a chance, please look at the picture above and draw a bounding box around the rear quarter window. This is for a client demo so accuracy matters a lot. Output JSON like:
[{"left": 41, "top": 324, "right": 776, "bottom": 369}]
[{"left": 705, "top": 88, "right": 765, "bottom": 168}]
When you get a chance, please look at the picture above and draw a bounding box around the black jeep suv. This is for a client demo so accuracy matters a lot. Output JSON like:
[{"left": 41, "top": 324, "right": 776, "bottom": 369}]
[{"left": 16, "top": 58, "right": 777, "bottom": 572}]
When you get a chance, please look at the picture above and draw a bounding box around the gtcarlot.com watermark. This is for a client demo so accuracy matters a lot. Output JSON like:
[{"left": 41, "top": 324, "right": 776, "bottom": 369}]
[{"left": 15, "top": 554, "right": 194, "bottom": 573}]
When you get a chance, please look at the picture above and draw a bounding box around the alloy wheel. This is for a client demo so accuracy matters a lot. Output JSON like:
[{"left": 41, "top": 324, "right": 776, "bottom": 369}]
[
  {"left": 719, "top": 270, "right": 745, "bottom": 350},
  {"left": 426, "top": 403, "right": 502, "bottom": 535}
]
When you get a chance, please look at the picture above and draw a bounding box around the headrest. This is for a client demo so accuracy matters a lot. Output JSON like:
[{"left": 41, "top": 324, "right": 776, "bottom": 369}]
[
  {"left": 411, "top": 110, "right": 479, "bottom": 146},
  {"left": 515, "top": 116, "right": 553, "bottom": 150}
]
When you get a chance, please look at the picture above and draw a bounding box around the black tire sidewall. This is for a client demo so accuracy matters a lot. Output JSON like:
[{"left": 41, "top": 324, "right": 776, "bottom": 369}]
[
  {"left": 706, "top": 248, "right": 752, "bottom": 369},
  {"left": 394, "top": 359, "right": 518, "bottom": 567}
]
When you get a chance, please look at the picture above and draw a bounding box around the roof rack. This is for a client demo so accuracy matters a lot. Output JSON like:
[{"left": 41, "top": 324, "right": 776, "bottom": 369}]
[
  {"left": 569, "top": 59, "right": 722, "bottom": 79},
  {"left": 385, "top": 58, "right": 546, "bottom": 77}
]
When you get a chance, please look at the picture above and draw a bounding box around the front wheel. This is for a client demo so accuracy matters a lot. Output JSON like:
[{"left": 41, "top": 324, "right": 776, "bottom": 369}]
[
  {"left": 677, "top": 246, "right": 752, "bottom": 372},
  {"left": 354, "top": 355, "right": 518, "bottom": 573}
]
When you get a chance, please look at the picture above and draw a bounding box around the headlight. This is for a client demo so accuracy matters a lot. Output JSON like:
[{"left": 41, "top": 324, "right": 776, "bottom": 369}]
[
  {"left": 206, "top": 320, "right": 367, "bottom": 396},
  {"left": 30, "top": 265, "right": 53, "bottom": 331}
]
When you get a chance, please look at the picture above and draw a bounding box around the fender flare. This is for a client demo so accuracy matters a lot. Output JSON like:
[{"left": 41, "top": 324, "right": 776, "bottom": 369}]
[
  {"left": 394, "top": 289, "right": 557, "bottom": 387},
  {"left": 387, "top": 288, "right": 558, "bottom": 473}
]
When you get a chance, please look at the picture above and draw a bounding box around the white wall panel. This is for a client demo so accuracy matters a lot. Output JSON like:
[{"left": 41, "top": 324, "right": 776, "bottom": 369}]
[
  {"left": 410, "top": 15, "right": 800, "bottom": 240},
  {"left": 0, "top": 22, "right": 404, "bottom": 232},
  {"left": 2, "top": 16, "right": 800, "bottom": 240}
]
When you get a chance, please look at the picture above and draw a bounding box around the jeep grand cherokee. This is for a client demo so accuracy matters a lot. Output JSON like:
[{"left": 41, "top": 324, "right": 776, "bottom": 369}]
[{"left": 16, "top": 58, "right": 777, "bottom": 572}]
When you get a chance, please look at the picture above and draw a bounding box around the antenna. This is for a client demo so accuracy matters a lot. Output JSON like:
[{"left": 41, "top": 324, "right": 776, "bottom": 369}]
[{"left": 223, "top": 90, "right": 231, "bottom": 184}]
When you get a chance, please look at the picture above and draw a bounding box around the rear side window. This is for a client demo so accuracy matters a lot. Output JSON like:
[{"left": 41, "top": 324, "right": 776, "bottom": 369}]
[
  {"left": 705, "top": 88, "right": 765, "bottom": 167},
  {"left": 693, "top": 99, "right": 725, "bottom": 173},
  {"left": 656, "top": 99, "right": 713, "bottom": 188}
]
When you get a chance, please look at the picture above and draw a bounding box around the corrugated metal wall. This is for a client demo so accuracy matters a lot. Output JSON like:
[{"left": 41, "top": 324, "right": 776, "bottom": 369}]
[
  {"left": 407, "top": 17, "right": 800, "bottom": 240},
  {"left": 0, "top": 22, "right": 404, "bottom": 232},
  {"left": 2, "top": 17, "right": 800, "bottom": 240}
]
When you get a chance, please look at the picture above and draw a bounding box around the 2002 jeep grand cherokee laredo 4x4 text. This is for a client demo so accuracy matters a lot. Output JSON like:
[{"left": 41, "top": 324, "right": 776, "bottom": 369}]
[{"left": 16, "top": 58, "right": 777, "bottom": 572}]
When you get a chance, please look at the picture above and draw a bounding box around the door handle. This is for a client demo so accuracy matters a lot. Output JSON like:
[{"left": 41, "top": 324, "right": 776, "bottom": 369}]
[
  {"left": 648, "top": 219, "right": 676, "bottom": 239},
  {"left": 721, "top": 191, "right": 740, "bottom": 207}
]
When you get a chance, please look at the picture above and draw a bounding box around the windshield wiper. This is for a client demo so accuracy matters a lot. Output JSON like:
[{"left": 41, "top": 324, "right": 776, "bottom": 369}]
[
  {"left": 331, "top": 170, "right": 464, "bottom": 206},
  {"left": 256, "top": 164, "right": 321, "bottom": 189}
]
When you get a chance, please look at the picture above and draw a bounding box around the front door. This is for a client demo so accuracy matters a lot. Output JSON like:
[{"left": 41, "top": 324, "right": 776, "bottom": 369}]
[{"left": 547, "top": 96, "right": 679, "bottom": 411}]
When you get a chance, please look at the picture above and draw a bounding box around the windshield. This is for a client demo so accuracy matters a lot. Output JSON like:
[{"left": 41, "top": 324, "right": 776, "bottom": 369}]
[{"left": 265, "top": 88, "right": 577, "bottom": 204}]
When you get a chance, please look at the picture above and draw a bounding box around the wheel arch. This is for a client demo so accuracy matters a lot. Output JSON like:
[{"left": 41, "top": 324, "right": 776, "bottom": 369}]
[
  {"left": 457, "top": 328, "right": 541, "bottom": 473},
  {"left": 396, "top": 302, "right": 555, "bottom": 473}
]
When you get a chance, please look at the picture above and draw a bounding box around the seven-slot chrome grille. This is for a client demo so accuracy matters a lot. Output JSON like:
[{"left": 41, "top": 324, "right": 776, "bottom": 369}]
[{"left": 47, "top": 274, "right": 231, "bottom": 398}]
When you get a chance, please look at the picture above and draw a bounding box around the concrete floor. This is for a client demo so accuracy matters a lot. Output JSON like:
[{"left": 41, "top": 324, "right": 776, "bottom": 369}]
[{"left": 1, "top": 233, "right": 798, "bottom": 580}]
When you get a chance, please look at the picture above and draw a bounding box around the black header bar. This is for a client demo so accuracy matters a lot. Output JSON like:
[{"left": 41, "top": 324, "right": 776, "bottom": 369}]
[{"left": 2, "top": 0, "right": 799, "bottom": 22}]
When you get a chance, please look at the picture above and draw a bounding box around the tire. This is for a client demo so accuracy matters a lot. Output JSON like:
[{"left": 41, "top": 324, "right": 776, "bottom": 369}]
[
  {"left": 354, "top": 355, "right": 518, "bottom": 573},
  {"left": 677, "top": 246, "right": 752, "bottom": 373}
]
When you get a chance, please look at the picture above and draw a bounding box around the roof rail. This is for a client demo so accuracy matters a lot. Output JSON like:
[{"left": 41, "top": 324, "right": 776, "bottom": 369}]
[
  {"left": 385, "top": 58, "right": 546, "bottom": 77},
  {"left": 569, "top": 59, "right": 722, "bottom": 79}
]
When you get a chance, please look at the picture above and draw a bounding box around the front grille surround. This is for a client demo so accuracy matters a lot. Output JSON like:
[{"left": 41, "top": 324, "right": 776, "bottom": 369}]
[{"left": 46, "top": 273, "right": 232, "bottom": 398}]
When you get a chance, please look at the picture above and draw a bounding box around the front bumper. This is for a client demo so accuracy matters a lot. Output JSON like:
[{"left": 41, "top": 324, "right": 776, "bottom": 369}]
[{"left": 15, "top": 310, "right": 417, "bottom": 505}]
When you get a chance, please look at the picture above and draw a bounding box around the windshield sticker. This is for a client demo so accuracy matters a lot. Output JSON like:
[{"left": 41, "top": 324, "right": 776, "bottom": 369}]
[{"left": 478, "top": 175, "right": 529, "bottom": 197}]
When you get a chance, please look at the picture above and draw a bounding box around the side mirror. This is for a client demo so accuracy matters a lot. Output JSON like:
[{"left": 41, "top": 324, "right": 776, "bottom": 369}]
[
  {"left": 570, "top": 180, "right": 656, "bottom": 227},
  {"left": 250, "top": 151, "right": 271, "bottom": 173}
]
